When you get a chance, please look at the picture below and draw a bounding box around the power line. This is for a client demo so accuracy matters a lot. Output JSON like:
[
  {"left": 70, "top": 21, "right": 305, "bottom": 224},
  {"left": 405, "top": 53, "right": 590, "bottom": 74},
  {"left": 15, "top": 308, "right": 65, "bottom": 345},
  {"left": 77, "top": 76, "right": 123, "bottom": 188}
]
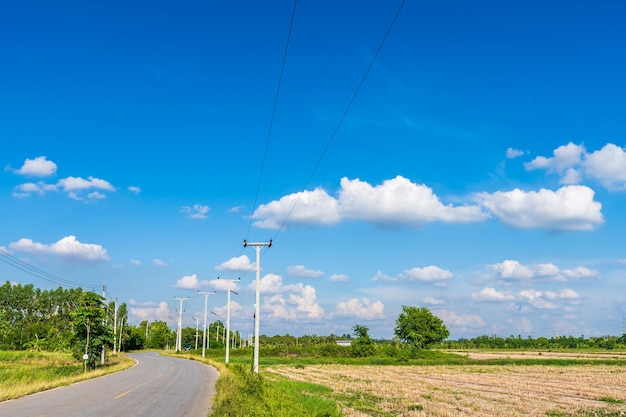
[
  {"left": 272, "top": 0, "right": 406, "bottom": 237},
  {"left": 246, "top": 0, "right": 299, "bottom": 240},
  {"left": 0, "top": 248, "right": 92, "bottom": 288}
]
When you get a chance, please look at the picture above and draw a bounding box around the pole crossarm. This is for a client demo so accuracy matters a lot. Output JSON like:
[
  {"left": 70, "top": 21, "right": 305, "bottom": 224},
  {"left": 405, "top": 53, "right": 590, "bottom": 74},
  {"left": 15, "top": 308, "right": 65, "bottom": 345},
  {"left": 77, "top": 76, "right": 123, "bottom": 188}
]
[{"left": 243, "top": 239, "right": 272, "bottom": 373}]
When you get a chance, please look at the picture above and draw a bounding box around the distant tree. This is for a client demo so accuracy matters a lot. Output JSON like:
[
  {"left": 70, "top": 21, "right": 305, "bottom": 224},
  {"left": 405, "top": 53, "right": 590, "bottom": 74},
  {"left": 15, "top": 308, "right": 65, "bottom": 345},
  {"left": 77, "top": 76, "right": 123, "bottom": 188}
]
[
  {"left": 351, "top": 324, "right": 374, "bottom": 357},
  {"left": 394, "top": 306, "right": 449, "bottom": 349}
]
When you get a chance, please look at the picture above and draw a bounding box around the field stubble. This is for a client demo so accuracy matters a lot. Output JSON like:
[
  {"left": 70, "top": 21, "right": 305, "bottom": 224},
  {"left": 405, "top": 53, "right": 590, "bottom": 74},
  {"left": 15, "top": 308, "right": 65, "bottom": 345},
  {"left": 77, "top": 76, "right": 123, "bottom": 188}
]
[{"left": 267, "top": 362, "right": 626, "bottom": 417}]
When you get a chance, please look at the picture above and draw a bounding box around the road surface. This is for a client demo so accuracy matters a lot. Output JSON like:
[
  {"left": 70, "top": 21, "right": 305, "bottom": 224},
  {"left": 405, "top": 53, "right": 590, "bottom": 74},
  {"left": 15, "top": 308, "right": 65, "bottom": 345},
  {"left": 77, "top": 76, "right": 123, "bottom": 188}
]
[{"left": 0, "top": 352, "right": 219, "bottom": 417}]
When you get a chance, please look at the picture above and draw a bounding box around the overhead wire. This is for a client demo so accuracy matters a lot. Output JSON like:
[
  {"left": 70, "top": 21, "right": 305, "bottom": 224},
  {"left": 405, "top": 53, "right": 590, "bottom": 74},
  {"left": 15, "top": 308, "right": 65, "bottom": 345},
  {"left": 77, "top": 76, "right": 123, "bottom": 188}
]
[
  {"left": 0, "top": 248, "right": 93, "bottom": 289},
  {"left": 245, "top": 0, "right": 299, "bottom": 240},
  {"left": 271, "top": 0, "right": 407, "bottom": 239}
]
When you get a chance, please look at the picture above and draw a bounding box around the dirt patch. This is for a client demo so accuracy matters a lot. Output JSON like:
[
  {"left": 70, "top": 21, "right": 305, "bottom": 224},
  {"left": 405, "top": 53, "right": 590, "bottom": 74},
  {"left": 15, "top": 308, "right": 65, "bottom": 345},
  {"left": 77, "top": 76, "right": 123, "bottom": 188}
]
[{"left": 267, "top": 363, "right": 626, "bottom": 416}]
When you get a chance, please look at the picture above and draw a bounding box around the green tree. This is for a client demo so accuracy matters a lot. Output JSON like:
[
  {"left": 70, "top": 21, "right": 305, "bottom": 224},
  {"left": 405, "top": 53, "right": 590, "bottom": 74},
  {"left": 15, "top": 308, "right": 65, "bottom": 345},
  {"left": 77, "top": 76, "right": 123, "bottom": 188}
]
[
  {"left": 394, "top": 306, "right": 449, "bottom": 349},
  {"left": 71, "top": 292, "right": 112, "bottom": 370},
  {"left": 351, "top": 324, "right": 374, "bottom": 357}
]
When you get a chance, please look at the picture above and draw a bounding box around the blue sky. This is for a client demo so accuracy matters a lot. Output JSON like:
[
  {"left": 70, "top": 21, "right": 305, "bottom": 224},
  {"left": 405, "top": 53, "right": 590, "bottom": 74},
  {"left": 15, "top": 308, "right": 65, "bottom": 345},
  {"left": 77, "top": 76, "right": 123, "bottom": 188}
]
[{"left": 2, "top": 0, "right": 626, "bottom": 340}]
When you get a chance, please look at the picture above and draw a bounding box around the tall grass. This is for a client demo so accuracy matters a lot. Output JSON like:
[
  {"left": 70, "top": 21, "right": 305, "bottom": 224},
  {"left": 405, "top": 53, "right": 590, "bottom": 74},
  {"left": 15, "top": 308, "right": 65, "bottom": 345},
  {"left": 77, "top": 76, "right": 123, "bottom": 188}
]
[{"left": 0, "top": 351, "right": 135, "bottom": 401}]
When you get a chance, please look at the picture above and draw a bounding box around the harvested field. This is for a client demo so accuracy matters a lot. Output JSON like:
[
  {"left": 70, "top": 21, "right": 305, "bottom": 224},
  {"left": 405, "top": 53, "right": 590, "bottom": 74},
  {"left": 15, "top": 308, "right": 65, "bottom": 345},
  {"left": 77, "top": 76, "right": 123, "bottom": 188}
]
[{"left": 266, "top": 363, "right": 626, "bottom": 416}]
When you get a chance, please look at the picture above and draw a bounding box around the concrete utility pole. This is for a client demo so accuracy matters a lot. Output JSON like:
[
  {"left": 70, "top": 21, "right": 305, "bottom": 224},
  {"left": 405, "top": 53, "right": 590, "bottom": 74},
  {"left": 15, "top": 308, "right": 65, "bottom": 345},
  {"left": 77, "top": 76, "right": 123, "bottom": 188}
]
[
  {"left": 101, "top": 284, "right": 107, "bottom": 365},
  {"left": 218, "top": 277, "right": 240, "bottom": 364},
  {"left": 113, "top": 297, "right": 118, "bottom": 354},
  {"left": 174, "top": 297, "right": 189, "bottom": 352},
  {"left": 197, "top": 291, "right": 216, "bottom": 358},
  {"left": 243, "top": 239, "right": 272, "bottom": 373}
]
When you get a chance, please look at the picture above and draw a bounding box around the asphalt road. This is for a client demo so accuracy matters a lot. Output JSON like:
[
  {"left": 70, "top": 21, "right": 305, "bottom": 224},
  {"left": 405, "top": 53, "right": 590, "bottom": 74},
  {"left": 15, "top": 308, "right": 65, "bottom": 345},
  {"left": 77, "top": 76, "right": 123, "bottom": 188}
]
[{"left": 0, "top": 352, "right": 219, "bottom": 417}]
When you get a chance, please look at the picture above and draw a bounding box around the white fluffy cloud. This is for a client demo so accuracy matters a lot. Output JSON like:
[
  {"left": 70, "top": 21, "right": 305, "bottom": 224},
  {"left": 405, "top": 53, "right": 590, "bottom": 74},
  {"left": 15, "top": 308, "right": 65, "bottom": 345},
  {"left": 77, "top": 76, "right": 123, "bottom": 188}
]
[
  {"left": 10, "top": 156, "right": 57, "bottom": 177},
  {"left": 486, "top": 260, "right": 599, "bottom": 283},
  {"left": 436, "top": 309, "right": 485, "bottom": 328},
  {"left": 475, "top": 185, "right": 603, "bottom": 231},
  {"left": 130, "top": 301, "right": 172, "bottom": 323},
  {"left": 253, "top": 176, "right": 487, "bottom": 229},
  {"left": 471, "top": 287, "right": 516, "bottom": 302},
  {"left": 175, "top": 274, "right": 203, "bottom": 289},
  {"left": 252, "top": 175, "right": 603, "bottom": 232},
  {"left": 526, "top": 142, "right": 626, "bottom": 190},
  {"left": 585, "top": 144, "right": 626, "bottom": 190},
  {"left": 287, "top": 264, "right": 324, "bottom": 278},
  {"left": 216, "top": 255, "right": 256, "bottom": 272},
  {"left": 399, "top": 266, "right": 453, "bottom": 283},
  {"left": 335, "top": 298, "right": 384, "bottom": 320},
  {"left": 9, "top": 235, "right": 109, "bottom": 263},
  {"left": 128, "top": 186, "right": 141, "bottom": 194},
  {"left": 472, "top": 286, "right": 580, "bottom": 310},
  {"left": 372, "top": 265, "right": 452, "bottom": 285}
]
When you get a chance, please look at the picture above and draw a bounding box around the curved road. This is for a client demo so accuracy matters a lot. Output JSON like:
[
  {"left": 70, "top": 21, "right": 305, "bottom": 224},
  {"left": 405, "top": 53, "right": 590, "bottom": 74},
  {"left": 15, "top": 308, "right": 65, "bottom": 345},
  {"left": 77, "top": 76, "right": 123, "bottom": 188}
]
[{"left": 0, "top": 352, "right": 219, "bottom": 417}]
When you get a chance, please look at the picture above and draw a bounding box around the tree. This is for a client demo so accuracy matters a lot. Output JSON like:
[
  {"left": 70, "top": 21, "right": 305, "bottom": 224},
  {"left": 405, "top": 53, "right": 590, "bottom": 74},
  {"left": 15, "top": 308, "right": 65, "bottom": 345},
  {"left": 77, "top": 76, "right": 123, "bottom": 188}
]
[
  {"left": 351, "top": 324, "right": 374, "bottom": 357},
  {"left": 394, "top": 306, "right": 449, "bottom": 349},
  {"left": 71, "top": 292, "right": 112, "bottom": 370}
]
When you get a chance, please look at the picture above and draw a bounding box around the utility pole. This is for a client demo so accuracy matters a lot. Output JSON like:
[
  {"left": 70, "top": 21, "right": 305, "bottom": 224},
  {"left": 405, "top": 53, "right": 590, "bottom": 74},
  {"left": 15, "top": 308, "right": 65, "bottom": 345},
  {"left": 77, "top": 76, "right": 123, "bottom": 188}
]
[
  {"left": 113, "top": 297, "right": 118, "bottom": 354},
  {"left": 194, "top": 317, "right": 200, "bottom": 350},
  {"left": 244, "top": 239, "right": 272, "bottom": 373},
  {"left": 101, "top": 284, "right": 107, "bottom": 365},
  {"left": 174, "top": 297, "right": 189, "bottom": 352},
  {"left": 218, "top": 277, "right": 240, "bottom": 364},
  {"left": 198, "top": 291, "right": 216, "bottom": 358}
]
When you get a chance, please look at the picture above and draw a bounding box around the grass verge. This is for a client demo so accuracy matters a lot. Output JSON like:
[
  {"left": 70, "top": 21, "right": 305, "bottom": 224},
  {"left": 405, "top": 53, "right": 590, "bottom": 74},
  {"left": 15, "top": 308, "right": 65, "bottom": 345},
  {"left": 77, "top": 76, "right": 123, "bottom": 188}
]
[{"left": 0, "top": 350, "right": 135, "bottom": 401}]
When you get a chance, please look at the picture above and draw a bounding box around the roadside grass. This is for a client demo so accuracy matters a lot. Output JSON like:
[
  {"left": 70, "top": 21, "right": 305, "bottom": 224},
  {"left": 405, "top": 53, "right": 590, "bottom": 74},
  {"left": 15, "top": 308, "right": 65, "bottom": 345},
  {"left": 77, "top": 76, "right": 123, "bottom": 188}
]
[
  {"left": 168, "top": 352, "right": 340, "bottom": 417},
  {"left": 0, "top": 350, "right": 135, "bottom": 401}
]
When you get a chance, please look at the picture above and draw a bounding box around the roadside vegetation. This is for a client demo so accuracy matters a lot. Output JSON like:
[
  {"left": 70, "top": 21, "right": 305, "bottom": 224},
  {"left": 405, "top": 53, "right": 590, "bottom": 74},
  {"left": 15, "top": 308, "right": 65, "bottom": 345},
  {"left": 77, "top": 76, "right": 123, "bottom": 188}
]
[
  {"left": 3, "top": 280, "right": 626, "bottom": 416},
  {"left": 0, "top": 351, "right": 134, "bottom": 401}
]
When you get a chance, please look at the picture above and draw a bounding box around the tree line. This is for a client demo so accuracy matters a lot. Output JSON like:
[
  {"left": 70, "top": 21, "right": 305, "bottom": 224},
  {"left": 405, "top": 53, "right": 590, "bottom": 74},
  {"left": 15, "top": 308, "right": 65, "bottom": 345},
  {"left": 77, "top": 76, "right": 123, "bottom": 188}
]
[{"left": 3, "top": 281, "right": 625, "bottom": 365}]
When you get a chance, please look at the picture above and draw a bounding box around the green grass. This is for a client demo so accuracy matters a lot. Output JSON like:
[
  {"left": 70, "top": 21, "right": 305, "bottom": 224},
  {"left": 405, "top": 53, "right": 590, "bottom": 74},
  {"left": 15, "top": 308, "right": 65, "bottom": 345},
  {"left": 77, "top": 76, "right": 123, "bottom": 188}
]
[{"left": 0, "top": 350, "right": 135, "bottom": 401}]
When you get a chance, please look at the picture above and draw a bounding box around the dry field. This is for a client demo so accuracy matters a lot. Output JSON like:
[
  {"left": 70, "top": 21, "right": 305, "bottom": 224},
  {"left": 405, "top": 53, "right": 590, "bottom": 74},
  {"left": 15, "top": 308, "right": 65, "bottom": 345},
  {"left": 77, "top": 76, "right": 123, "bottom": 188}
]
[{"left": 267, "top": 361, "right": 626, "bottom": 417}]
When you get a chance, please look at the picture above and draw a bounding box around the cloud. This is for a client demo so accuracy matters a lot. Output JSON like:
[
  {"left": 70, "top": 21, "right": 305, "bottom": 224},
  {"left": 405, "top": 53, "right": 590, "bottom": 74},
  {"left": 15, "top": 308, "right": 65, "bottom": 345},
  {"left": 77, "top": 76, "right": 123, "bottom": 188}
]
[
  {"left": 287, "top": 264, "right": 324, "bottom": 278},
  {"left": 14, "top": 175, "right": 115, "bottom": 200},
  {"left": 153, "top": 259, "right": 168, "bottom": 267},
  {"left": 58, "top": 176, "right": 114, "bottom": 192},
  {"left": 525, "top": 142, "right": 585, "bottom": 182},
  {"left": 128, "top": 186, "right": 141, "bottom": 194},
  {"left": 180, "top": 204, "right": 210, "bottom": 219},
  {"left": 485, "top": 260, "right": 599, "bottom": 283},
  {"left": 210, "top": 278, "right": 241, "bottom": 292},
  {"left": 252, "top": 176, "right": 487, "bottom": 229},
  {"left": 399, "top": 266, "right": 453, "bottom": 283},
  {"left": 10, "top": 156, "right": 57, "bottom": 177},
  {"left": 228, "top": 205, "right": 243, "bottom": 213},
  {"left": 372, "top": 265, "right": 452, "bottom": 285},
  {"left": 130, "top": 301, "right": 171, "bottom": 323},
  {"left": 9, "top": 235, "right": 109, "bottom": 263},
  {"left": 12, "top": 182, "right": 58, "bottom": 198},
  {"left": 335, "top": 298, "right": 384, "bottom": 319},
  {"left": 244, "top": 273, "right": 325, "bottom": 320},
  {"left": 216, "top": 255, "right": 256, "bottom": 272},
  {"left": 175, "top": 274, "right": 200, "bottom": 289},
  {"left": 584, "top": 143, "right": 626, "bottom": 190},
  {"left": 475, "top": 185, "right": 603, "bottom": 231},
  {"left": 130, "top": 259, "right": 141, "bottom": 266},
  {"left": 371, "top": 270, "right": 397, "bottom": 282},
  {"left": 329, "top": 273, "right": 349, "bottom": 282},
  {"left": 506, "top": 148, "right": 524, "bottom": 159},
  {"left": 525, "top": 142, "right": 626, "bottom": 190},
  {"left": 436, "top": 309, "right": 485, "bottom": 328},
  {"left": 252, "top": 187, "right": 340, "bottom": 229},
  {"left": 471, "top": 287, "right": 516, "bottom": 302},
  {"left": 472, "top": 286, "right": 580, "bottom": 310},
  {"left": 423, "top": 296, "right": 445, "bottom": 306}
]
